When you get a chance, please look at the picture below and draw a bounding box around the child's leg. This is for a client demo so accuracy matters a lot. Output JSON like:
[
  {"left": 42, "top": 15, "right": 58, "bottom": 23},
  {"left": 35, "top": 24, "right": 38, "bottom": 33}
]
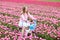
[
  {"left": 22, "top": 27, "right": 25, "bottom": 37},
  {"left": 25, "top": 29, "right": 31, "bottom": 36}
]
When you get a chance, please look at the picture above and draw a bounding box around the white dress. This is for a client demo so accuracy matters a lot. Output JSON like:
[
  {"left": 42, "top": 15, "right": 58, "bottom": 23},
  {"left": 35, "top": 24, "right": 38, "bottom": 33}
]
[{"left": 18, "top": 14, "right": 30, "bottom": 27}]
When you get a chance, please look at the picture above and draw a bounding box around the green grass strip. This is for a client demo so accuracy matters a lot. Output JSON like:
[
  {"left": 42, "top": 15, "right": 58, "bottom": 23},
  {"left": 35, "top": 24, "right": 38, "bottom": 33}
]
[
  {"left": 0, "top": 21, "right": 19, "bottom": 31},
  {"left": 0, "top": 12, "right": 19, "bottom": 18},
  {"left": 44, "top": 0, "right": 60, "bottom": 2},
  {"left": 36, "top": 33, "right": 56, "bottom": 40}
]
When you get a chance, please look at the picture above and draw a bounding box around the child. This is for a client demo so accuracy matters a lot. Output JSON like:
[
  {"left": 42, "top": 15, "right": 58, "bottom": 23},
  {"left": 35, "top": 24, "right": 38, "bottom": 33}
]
[
  {"left": 29, "top": 20, "right": 37, "bottom": 31},
  {"left": 25, "top": 19, "right": 37, "bottom": 36},
  {"left": 18, "top": 6, "right": 30, "bottom": 37},
  {"left": 18, "top": 6, "right": 37, "bottom": 37}
]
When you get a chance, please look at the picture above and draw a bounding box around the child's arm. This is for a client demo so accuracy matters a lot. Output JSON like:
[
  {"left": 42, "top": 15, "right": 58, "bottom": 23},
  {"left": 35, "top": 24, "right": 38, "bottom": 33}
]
[{"left": 28, "top": 12, "right": 37, "bottom": 20}]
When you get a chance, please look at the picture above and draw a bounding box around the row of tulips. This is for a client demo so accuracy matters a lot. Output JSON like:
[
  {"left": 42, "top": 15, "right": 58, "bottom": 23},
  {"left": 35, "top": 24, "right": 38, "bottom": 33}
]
[{"left": 0, "top": 1, "right": 60, "bottom": 40}]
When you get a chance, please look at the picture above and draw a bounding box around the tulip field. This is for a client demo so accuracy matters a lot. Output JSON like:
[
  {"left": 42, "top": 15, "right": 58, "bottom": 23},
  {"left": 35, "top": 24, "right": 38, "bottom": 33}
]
[{"left": 0, "top": 1, "right": 60, "bottom": 40}]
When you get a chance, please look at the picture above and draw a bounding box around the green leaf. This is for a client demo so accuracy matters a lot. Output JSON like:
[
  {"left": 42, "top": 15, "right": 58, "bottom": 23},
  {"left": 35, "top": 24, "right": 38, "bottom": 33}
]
[
  {"left": 1, "top": 34, "right": 5, "bottom": 38},
  {"left": 36, "top": 33, "right": 56, "bottom": 40},
  {"left": 53, "top": 24, "right": 58, "bottom": 29}
]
